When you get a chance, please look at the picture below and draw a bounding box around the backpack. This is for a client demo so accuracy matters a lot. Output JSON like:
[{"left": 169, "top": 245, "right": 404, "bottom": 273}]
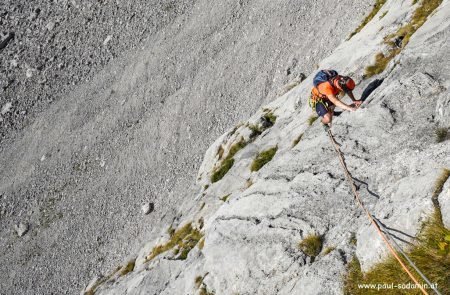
[{"left": 313, "top": 70, "right": 338, "bottom": 88}]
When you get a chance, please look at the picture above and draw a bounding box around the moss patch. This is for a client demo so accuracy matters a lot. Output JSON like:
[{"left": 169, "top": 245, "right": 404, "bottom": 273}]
[
  {"left": 435, "top": 127, "right": 448, "bottom": 143},
  {"left": 365, "top": 0, "right": 443, "bottom": 78},
  {"left": 432, "top": 168, "right": 450, "bottom": 214},
  {"left": 198, "top": 237, "right": 205, "bottom": 250},
  {"left": 343, "top": 210, "right": 450, "bottom": 294},
  {"left": 348, "top": 0, "right": 387, "bottom": 39},
  {"left": 292, "top": 133, "right": 303, "bottom": 148},
  {"left": 263, "top": 111, "right": 277, "bottom": 125},
  {"left": 433, "top": 168, "right": 450, "bottom": 199},
  {"left": 220, "top": 194, "right": 231, "bottom": 202},
  {"left": 120, "top": 259, "right": 136, "bottom": 276},
  {"left": 199, "top": 285, "right": 215, "bottom": 295},
  {"left": 84, "top": 266, "right": 121, "bottom": 295},
  {"left": 298, "top": 234, "right": 323, "bottom": 257},
  {"left": 211, "top": 138, "right": 248, "bottom": 183},
  {"left": 146, "top": 223, "right": 203, "bottom": 261},
  {"left": 307, "top": 115, "right": 319, "bottom": 126},
  {"left": 365, "top": 51, "right": 399, "bottom": 78},
  {"left": 248, "top": 124, "right": 263, "bottom": 138},
  {"left": 250, "top": 146, "right": 278, "bottom": 172},
  {"left": 195, "top": 275, "right": 204, "bottom": 288},
  {"left": 323, "top": 246, "right": 336, "bottom": 255},
  {"left": 211, "top": 158, "right": 234, "bottom": 183}
]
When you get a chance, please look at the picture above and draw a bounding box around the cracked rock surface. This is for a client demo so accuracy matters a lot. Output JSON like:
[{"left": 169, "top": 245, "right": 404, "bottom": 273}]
[
  {"left": 92, "top": 1, "right": 449, "bottom": 294},
  {"left": 0, "top": 0, "right": 373, "bottom": 294}
]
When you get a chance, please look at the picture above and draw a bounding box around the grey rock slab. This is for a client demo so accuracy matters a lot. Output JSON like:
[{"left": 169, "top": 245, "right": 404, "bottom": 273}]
[
  {"left": 439, "top": 177, "right": 450, "bottom": 228},
  {"left": 14, "top": 222, "right": 29, "bottom": 237}
]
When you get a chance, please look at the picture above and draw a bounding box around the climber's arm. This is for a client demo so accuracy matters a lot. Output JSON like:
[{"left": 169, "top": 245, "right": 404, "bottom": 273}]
[
  {"left": 327, "top": 94, "right": 356, "bottom": 111},
  {"left": 347, "top": 91, "right": 362, "bottom": 107}
]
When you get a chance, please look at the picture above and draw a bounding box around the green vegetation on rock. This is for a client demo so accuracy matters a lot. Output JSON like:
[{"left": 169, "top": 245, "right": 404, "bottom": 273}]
[
  {"left": 365, "top": 0, "right": 443, "bottom": 78},
  {"left": 307, "top": 115, "right": 319, "bottom": 126},
  {"left": 435, "top": 127, "right": 448, "bottom": 143},
  {"left": 220, "top": 194, "right": 231, "bottom": 202},
  {"left": 292, "top": 133, "right": 303, "bottom": 148},
  {"left": 211, "top": 138, "right": 248, "bottom": 183},
  {"left": 120, "top": 259, "right": 136, "bottom": 276},
  {"left": 348, "top": 0, "right": 387, "bottom": 39},
  {"left": 146, "top": 223, "right": 203, "bottom": 261},
  {"left": 298, "top": 234, "right": 323, "bottom": 257},
  {"left": 344, "top": 210, "right": 450, "bottom": 295},
  {"left": 250, "top": 146, "right": 278, "bottom": 172}
]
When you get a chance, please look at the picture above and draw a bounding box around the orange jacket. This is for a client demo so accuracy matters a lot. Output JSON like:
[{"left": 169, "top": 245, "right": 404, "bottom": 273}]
[{"left": 311, "top": 80, "right": 340, "bottom": 100}]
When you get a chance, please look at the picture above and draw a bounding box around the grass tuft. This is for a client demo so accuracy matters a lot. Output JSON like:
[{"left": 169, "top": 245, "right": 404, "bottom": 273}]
[
  {"left": 220, "top": 194, "right": 231, "bottom": 202},
  {"left": 211, "top": 158, "right": 234, "bottom": 183},
  {"left": 146, "top": 223, "right": 203, "bottom": 261},
  {"left": 379, "top": 10, "right": 388, "bottom": 19},
  {"left": 348, "top": 0, "right": 387, "bottom": 39},
  {"left": 298, "top": 234, "right": 323, "bottom": 257},
  {"left": 323, "top": 246, "right": 336, "bottom": 255},
  {"left": 167, "top": 225, "right": 175, "bottom": 237},
  {"left": 435, "top": 127, "right": 448, "bottom": 143},
  {"left": 343, "top": 210, "right": 450, "bottom": 294},
  {"left": 292, "top": 133, "right": 303, "bottom": 148},
  {"left": 198, "top": 237, "right": 205, "bottom": 250},
  {"left": 84, "top": 266, "right": 121, "bottom": 295},
  {"left": 199, "top": 202, "right": 206, "bottom": 210},
  {"left": 195, "top": 276, "right": 204, "bottom": 288},
  {"left": 432, "top": 168, "right": 450, "bottom": 201},
  {"left": 217, "top": 145, "right": 224, "bottom": 160},
  {"left": 264, "top": 112, "right": 277, "bottom": 125},
  {"left": 199, "top": 285, "right": 215, "bottom": 295},
  {"left": 120, "top": 259, "right": 136, "bottom": 276},
  {"left": 307, "top": 115, "right": 319, "bottom": 126},
  {"left": 250, "top": 146, "right": 278, "bottom": 172},
  {"left": 350, "top": 233, "right": 358, "bottom": 246},
  {"left": 248, "top": 111, "right": 277, "bottom": 139},
  {"left": 211, "top": 138, "right": 248, "bottom": 183},
  {"left": 365, "top": 0, "right": 443, "bottom": 78},
  {"left": 364, "top": 51, "right": 399, "bottom": 78},
  {"left": 248, "top": 124, "right": 263, "bottom": 138}
]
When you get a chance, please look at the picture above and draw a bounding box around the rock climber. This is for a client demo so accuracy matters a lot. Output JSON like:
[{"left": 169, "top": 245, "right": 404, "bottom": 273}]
[{"left": 309, "top": 70, "right": 362, "bottom": 129}]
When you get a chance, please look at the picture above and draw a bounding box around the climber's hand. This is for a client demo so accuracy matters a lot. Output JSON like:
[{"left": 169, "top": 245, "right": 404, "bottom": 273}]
[{"left": 353, "top": 100, "right": 362, "bottom": 107}]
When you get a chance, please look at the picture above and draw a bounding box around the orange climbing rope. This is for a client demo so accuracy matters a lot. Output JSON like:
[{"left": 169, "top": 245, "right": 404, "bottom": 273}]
[{"left": 326, "top": 129, "right": 430, "bottom": 295}]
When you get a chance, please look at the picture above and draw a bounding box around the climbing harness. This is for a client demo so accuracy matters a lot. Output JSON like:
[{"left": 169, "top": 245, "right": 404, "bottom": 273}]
[{"left": 326, "top": 129, "right": 442, "bottom": 295}]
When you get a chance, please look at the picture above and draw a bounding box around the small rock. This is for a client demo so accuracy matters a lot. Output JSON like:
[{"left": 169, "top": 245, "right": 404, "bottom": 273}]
[
  {"left": 10, "top": 59, "right": 18, "bottom": 68},
  {"left": 38, "top": 77, "right": 47, "bottom": 84},
  {"left": 46, "top": 22, "right": 55, "bottom": 31},
  {"left": 29, "top": 8, "right": 41, "bottom": 20},
  {"left": 0, "top": 32, "right": 14, "bottom": 50},
  {"left": 1, "top": 102, "right": 12, "bottom": 115},
  {"left": 141, "top": 202, "right": 154, "bottom": 215},
  {"left": 26, "top": 68, "right": 34, "bottom": 78},
  {"left": 103, "top": 35, "right": 112, "bottom": 46},
  {"left": 15, "top": 222, "right": 29, "bottom": 237}
]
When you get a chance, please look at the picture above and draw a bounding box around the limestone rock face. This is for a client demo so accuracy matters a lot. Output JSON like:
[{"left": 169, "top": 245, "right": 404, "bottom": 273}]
[
  {"left": 0, "top": 0, "right": 373, "bottom": 294},
  {"left": 92, "top": 1, "right": 450, "bottom": 294},
  {"left": 1, "top": 0, "right": 449, "bottom": 294}
]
